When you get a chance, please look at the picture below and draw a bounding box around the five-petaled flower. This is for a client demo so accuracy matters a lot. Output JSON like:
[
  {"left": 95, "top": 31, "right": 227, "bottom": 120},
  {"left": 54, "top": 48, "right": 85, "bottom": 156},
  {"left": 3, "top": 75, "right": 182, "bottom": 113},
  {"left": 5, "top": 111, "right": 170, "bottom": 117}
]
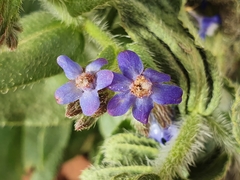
[
  {"left": 55, "top": 55, "right": 113, "bottom": 116},
  {"left": 107, "top": 50, "right": 183, "bottom": 124}
]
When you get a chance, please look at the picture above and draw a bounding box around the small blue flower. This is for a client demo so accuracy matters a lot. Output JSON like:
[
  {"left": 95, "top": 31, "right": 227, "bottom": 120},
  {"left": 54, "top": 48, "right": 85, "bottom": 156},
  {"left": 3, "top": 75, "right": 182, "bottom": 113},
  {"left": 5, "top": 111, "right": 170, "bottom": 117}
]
[
  {"left": 55, "top": 55, "right": 113, "bottom": 116},
  {"left": 148, "top": 114, "right": 178, "bottom": 145},
  {"left": 187, "top": 0, "right": 221, "bottom": 39},
  {"left": 107, "top": 50, "right": 183, "bottom": 124},
  {"left": 195, "top": 14, "right": 221, "bottom": 39}
]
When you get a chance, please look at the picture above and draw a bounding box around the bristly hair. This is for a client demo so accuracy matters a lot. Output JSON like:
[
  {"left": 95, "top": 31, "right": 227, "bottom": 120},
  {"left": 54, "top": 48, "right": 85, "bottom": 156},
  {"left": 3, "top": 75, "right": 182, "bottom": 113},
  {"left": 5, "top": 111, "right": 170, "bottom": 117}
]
[
  {"left": 40, "top": 0, "right": 83, "bottom": 26},
  {"left": 84, "top": 12, "right": 122, "bottom": 51},
  {"left": 152, "top": 114, "right": 212, "bottom": 180},
  {"left": 205, "top": 112, "right": 239, "bottom": 155}
]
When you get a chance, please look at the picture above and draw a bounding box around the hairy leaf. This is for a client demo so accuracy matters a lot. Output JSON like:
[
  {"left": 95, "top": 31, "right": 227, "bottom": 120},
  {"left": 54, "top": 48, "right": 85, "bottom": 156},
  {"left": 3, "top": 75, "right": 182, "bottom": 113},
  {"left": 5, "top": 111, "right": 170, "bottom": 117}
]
[
  {"left": 0, "top": 74, "right": 68, "bottom": 126},
  {"left": 100, "top": 133, "right": 159, "bottom": 166},
  {"left": 64, "top": 0, "right": 111, "bottom": 17},
  {"left": 189, "top": 152, "right": 230, "bottom": 180},
  {"left": 114, "top": 0, "right": 221, "bottom": 115},
  {"left": 0, "top": 11, "right": 84, "bottom": 92},
  {"left": 81, "top": 133, "right": 159, "bottom": 180},
  {"left": 232, "top": 87, "right": 240, "bottom": 145}
]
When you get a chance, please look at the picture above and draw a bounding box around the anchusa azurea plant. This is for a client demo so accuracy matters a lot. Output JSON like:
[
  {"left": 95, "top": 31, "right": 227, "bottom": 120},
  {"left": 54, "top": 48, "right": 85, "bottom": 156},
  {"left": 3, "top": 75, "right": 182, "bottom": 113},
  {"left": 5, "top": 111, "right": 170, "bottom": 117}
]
[{"left": 2, "top": 1, "right": 240, "bottom": 180}]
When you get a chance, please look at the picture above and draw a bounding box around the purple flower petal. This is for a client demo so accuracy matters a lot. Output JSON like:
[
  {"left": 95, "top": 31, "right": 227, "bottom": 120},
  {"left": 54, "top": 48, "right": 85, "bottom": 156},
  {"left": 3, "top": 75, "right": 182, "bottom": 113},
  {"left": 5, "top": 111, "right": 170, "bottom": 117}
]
[
  {"left": 107, "top": 92, "right": 135, "bottom": 116},
  {"left": 80, "top": 90, "right": 100, "bottom": 116},
  {"left": 57, "top": 55, "right": 83, "bottom": 80},
  {"left": 132, "top": 97, "right": 153, "bottom": 124},
  {"left": 199, "top": 15, "right": 221, "bottom": 38},
  {"left": 163, "top": 128, "right": 173, "bottom": 142},
  {"left": 149, "top": 116, "right": 164, "bottom": 143},
  {"left": 151, "top": 84, "right": 183, "bottom": 105},
  {"left": 85, "top": 58, "right": 108, "bottom": 73},
  {"left": 149, "top": 115, "right": 178, "bottom": 144},
  {"left": 143, "top": 68, "right": 171, "bottom": 84},
  {"left": 55, "top": 81, "right": 83, "bottom": 104},
  {"left": 163, "top": 125, "right": 178, "bottom": 141},
  {"left": 108, "top": 72, "right": 132, "bottom": 92},
  {"left": 117, "top": 50, "right": 143, "bottom": 80},
  {"left": 95, "top": 70, "right": 114, "bottom": 90}
]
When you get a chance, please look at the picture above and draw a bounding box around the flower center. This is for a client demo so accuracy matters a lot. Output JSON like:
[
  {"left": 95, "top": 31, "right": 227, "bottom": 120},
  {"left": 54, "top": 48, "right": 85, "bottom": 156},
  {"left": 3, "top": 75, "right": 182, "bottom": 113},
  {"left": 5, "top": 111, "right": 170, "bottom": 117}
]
[
  {"left": 75, "top": 72, "right": 96, "bottom": 90},
  {"left": 130, "top": 75, "right": 152, "bottom": 98}
]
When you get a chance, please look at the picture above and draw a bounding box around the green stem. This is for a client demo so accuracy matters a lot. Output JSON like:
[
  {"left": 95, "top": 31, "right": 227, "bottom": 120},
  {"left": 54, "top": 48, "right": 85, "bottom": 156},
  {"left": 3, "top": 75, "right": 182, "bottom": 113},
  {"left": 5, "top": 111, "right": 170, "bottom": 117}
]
[{"left": 82, "top": 19, "right": 121, "bottom": 52}]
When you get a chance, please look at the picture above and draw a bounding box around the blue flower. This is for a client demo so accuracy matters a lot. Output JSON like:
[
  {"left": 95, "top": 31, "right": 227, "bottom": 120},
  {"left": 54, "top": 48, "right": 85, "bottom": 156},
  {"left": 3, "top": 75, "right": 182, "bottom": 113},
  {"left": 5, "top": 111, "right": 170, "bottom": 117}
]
[
  {"left": 107, "top": 50, "right": 183, "bottom": 124},
  {"left": 186, "top": 0, "right": 221, "bottom": 39},
  {"left": 195, "top": 14, "right": 221, "bottom": 39},
  {"left": 55, "top": 55, "right": 113, "bottom": 116},
  {"left": 148, "top": 114, "right": 178, "bottom": 145}
]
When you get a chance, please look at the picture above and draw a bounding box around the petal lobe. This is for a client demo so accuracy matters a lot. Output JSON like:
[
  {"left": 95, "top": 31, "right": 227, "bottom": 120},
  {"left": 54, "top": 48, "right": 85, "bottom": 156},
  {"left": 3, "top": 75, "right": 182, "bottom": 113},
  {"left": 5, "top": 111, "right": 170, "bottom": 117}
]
[
  {"left": 117, "top": 50, "right": 143, "bottom": 80},
  {"left": 57, "top": 55, "right": 82, "bottom": 80}
]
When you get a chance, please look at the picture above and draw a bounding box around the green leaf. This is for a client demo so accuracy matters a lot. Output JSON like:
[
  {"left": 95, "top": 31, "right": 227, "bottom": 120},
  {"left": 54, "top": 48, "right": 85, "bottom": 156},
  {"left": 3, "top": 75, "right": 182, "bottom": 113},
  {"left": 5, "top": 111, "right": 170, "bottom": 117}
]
[
  {"left": 126, "top": 43, "right": 157, "bottom": 70},
  {"left": 232, "top": 87, "right": 240, "bottom": 145},
  {"left": 111, "top": 173, "right": 135, "bottom": 180},
  {"left": 112, "top": 173, "right": 161, "bottom": 180},
  {"left": 23, "top": 125, "right": 71, "bottom": 180},
  {"left": 0, "top": 74, "right": 69, "bottom": 126},
  {"left": 135, "top": 173, "right": 160, "bottom": 180},
  {"left": 111, "top": 119, "right": 135, "bottom": 135},
  {"left": 0, "top": 11, "right": 84, "bottom": 92},
  {"left": 81, "top": 166, "right": 154, "bottom": 180},
  {"left": 189, "top": 152, "right": 230, "bottom": 180},
  {"left": 100, "top": 133, "right": 159, "bottom": 166},
  {"left": 64, "top": 0, "right": 111, "bottom": 17},
  {"left": 21, "top": 0, "right": 41, "bottom": 16},
  {"left": 0, "top": 127, "right": 22, "bottom": 180},
  {"left": 98, "top": 45, "right": 118, "bottom": 71},
  {"left": 81, "top": 133, "right": 159, "bottom": 180},
  {"left": 0, "top": 74, "right": 74, "bottom": 179},
  {"left": 98, "top": 113, "right": 129, "bottom": 138},
  {"left": 205, "top": 114, "right": 239, "bottom": 154},
  {"left": 42, "top": 0, "right": 111, "bottom": 17},
  {"left": 83, "top": 19, "right": 121, "bottom": 53}
]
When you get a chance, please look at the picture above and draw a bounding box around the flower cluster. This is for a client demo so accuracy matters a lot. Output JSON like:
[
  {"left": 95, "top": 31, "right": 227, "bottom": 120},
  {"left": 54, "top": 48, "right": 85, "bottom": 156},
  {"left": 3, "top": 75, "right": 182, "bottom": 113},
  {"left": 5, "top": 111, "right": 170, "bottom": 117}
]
[{"left": 55, "top": 50, "right": 183, "bottom": 124}]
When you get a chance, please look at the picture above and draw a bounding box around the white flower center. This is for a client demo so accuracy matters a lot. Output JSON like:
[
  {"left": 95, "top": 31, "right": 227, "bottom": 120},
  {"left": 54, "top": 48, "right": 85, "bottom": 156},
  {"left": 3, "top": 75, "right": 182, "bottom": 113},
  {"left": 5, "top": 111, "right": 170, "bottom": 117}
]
[
  {"left": 130, "top": 75, "right": 152, "bottom": 98},
  {"left": 75, "top": 72, "right": 96, "bottom": 90}
]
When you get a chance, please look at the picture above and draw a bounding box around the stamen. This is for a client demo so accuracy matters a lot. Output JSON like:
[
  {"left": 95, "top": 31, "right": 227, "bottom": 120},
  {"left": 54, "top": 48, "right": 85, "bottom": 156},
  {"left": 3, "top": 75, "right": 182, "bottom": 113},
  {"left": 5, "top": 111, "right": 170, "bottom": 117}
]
[
  {"left": 75, "top": 72, "right": 96, "bottom": 90},
  {"left": 130, "top": 75, "right": 152, "bottom": 98}
]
